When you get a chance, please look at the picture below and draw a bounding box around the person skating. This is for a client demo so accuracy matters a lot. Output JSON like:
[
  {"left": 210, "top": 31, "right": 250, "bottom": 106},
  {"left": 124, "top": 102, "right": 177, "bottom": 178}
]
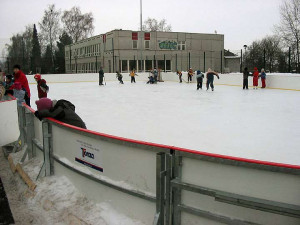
[
  {"left": 34, "top": 98, "right": 87, "bottom": 129},
  {"left": 177, "top": 70, "right": 183, "bottom": 83},
  {"left": 188, "top": 68, "right": 194, "bottom": 83},
  {"left": 253, "top": 67, "right": 259, "bottom": 89},
  {"left": 206, "top": 68, "right": 219, "bottom": 91},
  {"left": 152, "top": 68, "right": 158, "bottom": 83},
  {"left": 13, "top": 65, "right": 31, "bottom": 106},
  {"left": 243, "top": 67, "right": 249, "bottom": 89},
  {"left": 260, "top": 68, "right": 266, "bottom": 88},
  {"left": 147, "top": 74, "right": 155, "bottom": 84},
  {"left": 99, "top": 67, "right": 104, "bottom": 85},
  {"left": 116, "top": 71, "right": 124, "bottom": 84},
  {"left": 34, "top": 74, "right": 49, "bottom": 99},
  {"left": 196, "top": 70, "right": 204, "bottom": 90},
  {"left": 130, "top": 69, "right": 138, "bottom": 83},
  {"left": 12, "top": 82, "right": 25, "bottom": 106}
]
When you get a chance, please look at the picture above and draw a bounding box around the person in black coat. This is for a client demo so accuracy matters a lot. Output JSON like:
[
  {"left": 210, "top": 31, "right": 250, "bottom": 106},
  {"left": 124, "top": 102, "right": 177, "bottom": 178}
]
[
  {"left": 243, "top": 67, "right": 250, "bottom": 89},
  {"left": 34, "top": 98, "right": 86, "bottom": 129},
  {"left": 99, "top": 67, "right": 104, "bottom": 85}
]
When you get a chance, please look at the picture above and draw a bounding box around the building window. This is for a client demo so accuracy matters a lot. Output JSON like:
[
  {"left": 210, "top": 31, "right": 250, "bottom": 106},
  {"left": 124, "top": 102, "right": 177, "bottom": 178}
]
[
  {"left": 121, "top": 60, "right": 128, "bottom": 72},
  {"left": 178, "top": 41, "right": 186, "bottom": 50},
  {"left": 144, "top": 33, "right": 150, "bottom": 40},
  {"left": 132, "top": 32, "right": 138, "bottom": 40},
  {"left": 145, "top": 40, "right": 150, "bottom": 49},
  {"left": 132, "top": 40, "right": 138, "bottom": 49}
]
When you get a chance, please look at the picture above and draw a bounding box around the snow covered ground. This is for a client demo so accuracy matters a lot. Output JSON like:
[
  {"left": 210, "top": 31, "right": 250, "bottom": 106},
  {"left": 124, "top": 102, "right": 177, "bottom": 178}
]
[
  {"left": 29, "top": 80, "right": 300, "bottom": 165},
  {"left": 0, "top": 148, "right": 145, "bottom": 225}
]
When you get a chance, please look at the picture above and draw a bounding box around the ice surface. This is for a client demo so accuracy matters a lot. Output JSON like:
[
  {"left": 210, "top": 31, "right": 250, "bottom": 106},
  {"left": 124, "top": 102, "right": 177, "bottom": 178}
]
[{"left": 29, "top": 81, "right": 300, "bottom": 165}]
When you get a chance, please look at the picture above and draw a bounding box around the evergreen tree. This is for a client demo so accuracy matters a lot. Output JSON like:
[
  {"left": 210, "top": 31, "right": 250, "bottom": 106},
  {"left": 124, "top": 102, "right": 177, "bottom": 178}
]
[
  {"left": 31, "top": 24, "right": 42, "bottom": 73},
  {"left": 42, "top": 45, "right": 53, "bottom": 74},
  {"left": 54, "top": 32, "right": 72, "bottom": 73}
]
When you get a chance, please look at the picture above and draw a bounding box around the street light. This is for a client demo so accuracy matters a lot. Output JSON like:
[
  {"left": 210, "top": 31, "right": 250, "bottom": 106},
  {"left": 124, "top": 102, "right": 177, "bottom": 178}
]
[{"left": 243, "top": 45, "right": 248, "bottom": 67}]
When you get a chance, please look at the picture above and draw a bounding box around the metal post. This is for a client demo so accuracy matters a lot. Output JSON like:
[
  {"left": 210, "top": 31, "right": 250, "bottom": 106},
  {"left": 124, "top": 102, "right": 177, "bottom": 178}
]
[
  {"left": 140, "top": 0, "right": 143, "bottom": 72},
  {"left": 263, "top": 48, "right": 266, "bottom": 69},
  {"left": 173, "top": 154, "right": 182, "bottom": 225},
  {"left": 96, "top": 55, "right": 98, "bottom": 72},
  {"left": 203, "top": 52, "right": 206, "bottom": 72},
  {"left": 156, "top": 152, "right": 166, "bottom": 225},
  {"left": 289, "top": 47, "right": 291, "bottom": 73},
  {"left": 165, "top": 153, "right": 172, "bottom": 225},
  {"left": 25, "top": 109, "right": 35, "bottom": 159},
  {"left": 240, "top": 49, "right": 243, "bottom": 73},
  {"left": 164, "top": 54, "right": 166, "bottom": 72},
  {"left": 220, "top": 50, "right": 223, "bottom": 73},
  {"left": 69, "top": 45, "right": 72, "bottom": 73},
  {"left": 176, "top": 54, "right": 178, "bottom": 71},
  {"left": 188, "top": 52, "right": 191, "bottom": 69},
  {"left": 42, "top": 121, "right": 53, "bottom": 176},
  {"left": 112, "top": 38, "right": 115, "bottom": 72},
  {"left": 154, "top": 55, "right": 156, "bottom": 69}
]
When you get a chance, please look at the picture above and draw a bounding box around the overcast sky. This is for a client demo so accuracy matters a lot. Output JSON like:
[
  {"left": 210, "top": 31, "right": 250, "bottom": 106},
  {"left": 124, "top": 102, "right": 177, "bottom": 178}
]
[{"left": 0, "top": 0, "right": 283, "bottom": 56}]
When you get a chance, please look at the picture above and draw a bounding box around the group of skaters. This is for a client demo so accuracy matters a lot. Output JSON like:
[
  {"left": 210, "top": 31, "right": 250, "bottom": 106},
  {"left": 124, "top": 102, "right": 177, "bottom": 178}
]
[
  {"left": 176, "top": 67, "right": 267, "bottom": 91},
  {"left": 243, "top": 67, "right": 267, "bottom": 89},
  {"left": 0, "top": 64, "right": 86, "bottom": 129},
  {"left": 177, "top": 68, "right": 220, "bottom": 91},
  {"left": 99, "top": 68, "right": 160, "bottom": 85}
]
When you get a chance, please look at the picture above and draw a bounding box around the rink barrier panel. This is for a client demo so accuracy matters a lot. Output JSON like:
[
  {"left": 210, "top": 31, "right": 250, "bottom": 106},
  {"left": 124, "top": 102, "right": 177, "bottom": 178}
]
[
  {"left": 26, "top": 72, "right": 300, "bottom": 91},
  {"left": 20, "top": 100, "right": 300, "bottom": 224},
  {"left": 0, "top": 95, "right": 19, "bottom": 146}
]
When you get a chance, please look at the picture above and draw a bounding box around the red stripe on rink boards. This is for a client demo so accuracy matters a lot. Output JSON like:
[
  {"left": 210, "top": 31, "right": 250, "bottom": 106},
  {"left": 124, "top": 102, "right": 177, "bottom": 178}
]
[
  {"left": 0, "top": 94, "right": 16, "bottom": 103},
  {"left": 22, "top": 104, "right": 300, "bottom": 170}
]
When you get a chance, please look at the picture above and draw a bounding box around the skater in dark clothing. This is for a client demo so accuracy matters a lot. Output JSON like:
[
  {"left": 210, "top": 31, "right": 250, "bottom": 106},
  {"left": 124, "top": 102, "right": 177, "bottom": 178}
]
[
  {"left": 34, "top": 74, "right": 49, "bottom": 98},
  {"left": 196, "top": 70, "right": 204, "bottom": 90},
  {"left": 206, "top": 68, "right": 219, "bottom": 91},
  {"left": 35, "top": 98, "right": 86, "bottom": 129},
  {"left": 177, "top": 70, "right": 183, "bottom": 83},
  {"left": 147, "top": 74, "right": 155, "bottom": 84},
  {"left": 243, "top": 67, "right": 249, "bottom": 89},
  {"left": 152, "top": 68, "right": 158, "bottom": 83},
  {"left": 188, "top": 68, "right": 194, "bottom": 83},
  {"left": 116, "top": 71, "right": 124, "bottom": 84},
  {"left": 99, "top": 67, "right": 104, "bottom": 85}
]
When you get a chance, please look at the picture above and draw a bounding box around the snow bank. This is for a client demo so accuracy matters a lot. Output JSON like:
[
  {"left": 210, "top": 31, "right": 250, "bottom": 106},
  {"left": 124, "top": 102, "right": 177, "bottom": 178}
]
[{"left": 9, "top": 151, "right": 145, "bottom": 225}]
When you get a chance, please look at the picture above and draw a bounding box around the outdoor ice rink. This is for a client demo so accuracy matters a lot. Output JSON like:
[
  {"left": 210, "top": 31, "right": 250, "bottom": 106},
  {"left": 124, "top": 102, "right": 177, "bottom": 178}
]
[{"left": 29, "top": 80, "right": 300, "bottom": 165}]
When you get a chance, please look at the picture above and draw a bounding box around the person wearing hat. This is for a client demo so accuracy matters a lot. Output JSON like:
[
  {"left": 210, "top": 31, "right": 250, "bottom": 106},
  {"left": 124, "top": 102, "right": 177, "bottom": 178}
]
[
  {"left": 253, "top": 67, "right": 259, "bottom": 89},
  {"left": 206, "top": 68, "right": 220, "bottom": 91},
  {"left": 260, "top": 68, "right": 266, "bottom": 88},
  {"left": 188, "top": 68, "right": 194, "bottom": 83},
  {"left": 35, "top": 98, "right": 86, "bottom": 129},
  {"left": 12, "top": 82, "right": 25, "bottom": 106},
  {"left": 13, "top": 64, "right": 31, "bottom": 106},
  {"left": 4, "top": 74, "right": 14, "bottom": 90},
  {"left": 196, "top": 70, "right": 204, "bottom": 90},
  {"left": 34, "top": 74, "right": 49, "bottom": 99}
]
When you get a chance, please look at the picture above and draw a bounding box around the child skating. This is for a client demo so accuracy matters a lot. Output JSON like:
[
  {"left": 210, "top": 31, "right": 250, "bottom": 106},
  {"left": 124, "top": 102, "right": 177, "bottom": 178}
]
[
  {"left": 116, "top": 71, "right": 124, "bottom": 84},
  {"left": 206, "top": 68, "right": 219, "bottom": 91},
  {"left": 196, "top": 70, "right": 204, "bottom": 90}
]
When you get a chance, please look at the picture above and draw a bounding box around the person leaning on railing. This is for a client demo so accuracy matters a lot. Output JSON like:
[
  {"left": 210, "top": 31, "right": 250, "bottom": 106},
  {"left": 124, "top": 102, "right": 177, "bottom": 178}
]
[{"left": 34, "top": 98, "right": 87, "bottom": 129}]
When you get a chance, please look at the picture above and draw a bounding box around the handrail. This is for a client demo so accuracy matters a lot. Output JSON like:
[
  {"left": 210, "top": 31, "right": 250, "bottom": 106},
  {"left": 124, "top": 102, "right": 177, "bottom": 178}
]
[
  {"left": 0, "top": 94, "right": 16, "bottom": 102},
  {"left": 22, "top": 103, "right": 300, "bottom": 170}
]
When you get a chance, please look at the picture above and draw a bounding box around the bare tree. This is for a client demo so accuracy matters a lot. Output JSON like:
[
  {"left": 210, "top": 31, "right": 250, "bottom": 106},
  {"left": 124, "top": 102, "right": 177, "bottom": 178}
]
[
  {"left": 142, "top": 18, "right": 172, "bottom": 32},
  {"left": 39, "top": 4, "right": 61, "bottom": 72},
  {"left": 275, "top": 0, "right": 300, "bottom": 72},
  {"left": 61, "top": 6, "right": 94, "bottom": 43}
]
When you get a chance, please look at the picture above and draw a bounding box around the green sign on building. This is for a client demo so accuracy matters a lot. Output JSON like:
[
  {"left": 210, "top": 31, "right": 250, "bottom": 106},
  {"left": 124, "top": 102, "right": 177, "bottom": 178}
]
[{"left": 158, "top": 40, "right": 178, "bottom": 50}]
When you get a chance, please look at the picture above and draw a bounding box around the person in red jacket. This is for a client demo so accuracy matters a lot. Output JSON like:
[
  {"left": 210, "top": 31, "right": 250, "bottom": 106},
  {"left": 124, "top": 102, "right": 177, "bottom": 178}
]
[
  {"left": 34, "top": 74, "right": 49, "bottom": 99},
  {"left": 252, "top": 67, "right": 259, "bottom": 89},
  {"left": 12, "top": 65, "right": 31, "bottom": 106}
]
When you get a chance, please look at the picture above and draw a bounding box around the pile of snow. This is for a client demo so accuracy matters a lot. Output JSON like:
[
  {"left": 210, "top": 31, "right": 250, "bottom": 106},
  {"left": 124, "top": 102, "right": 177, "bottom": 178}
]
[{"left": 8, "top": 150, "right": 145, "bottom": 225}]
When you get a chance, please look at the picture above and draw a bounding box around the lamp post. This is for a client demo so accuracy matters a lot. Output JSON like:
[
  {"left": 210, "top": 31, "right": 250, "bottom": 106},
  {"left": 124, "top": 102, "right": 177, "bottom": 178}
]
[{"left": 243, "top": 45, "right": 247, "bottom": 67}]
